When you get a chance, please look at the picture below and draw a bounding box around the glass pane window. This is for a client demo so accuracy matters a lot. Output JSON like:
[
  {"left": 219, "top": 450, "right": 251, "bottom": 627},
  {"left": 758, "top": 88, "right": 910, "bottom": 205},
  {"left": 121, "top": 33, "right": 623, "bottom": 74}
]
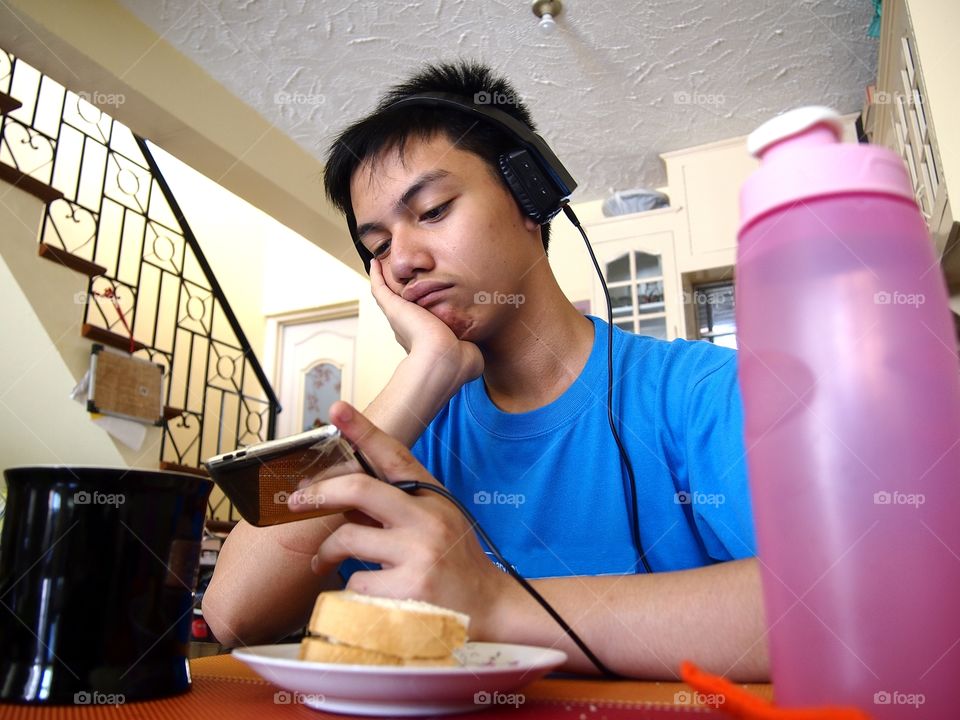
[
  {"left": 602, "top": 247, "right": 669, "bottom": 340},
  {"left": 636, "top": 280, "right": 665, "bottom": 313},
  {"left": 695, "top": 281, "right": 737, "bottom": 348},
  {"left": 634, "top": 251, "right": 662, "bottom": 280},
  {"left": 302, "top": 362, "right": 342, "bottom": 430},
  {"left": 638, "top": 316, "right": 668, "bottom": 340},
  {"left": 609, "top": 284, "right": 633, "bottom": 315},
  {"left": 606, "top": 253, "right": 630, "bottom": 283}
]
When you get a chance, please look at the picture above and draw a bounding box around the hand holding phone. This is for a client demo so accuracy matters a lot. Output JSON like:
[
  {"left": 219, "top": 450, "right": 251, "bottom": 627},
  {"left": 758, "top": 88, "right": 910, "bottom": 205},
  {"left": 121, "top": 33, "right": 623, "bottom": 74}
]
[{"left": 204, "top": 426, "right": 378, "bottom": 527}]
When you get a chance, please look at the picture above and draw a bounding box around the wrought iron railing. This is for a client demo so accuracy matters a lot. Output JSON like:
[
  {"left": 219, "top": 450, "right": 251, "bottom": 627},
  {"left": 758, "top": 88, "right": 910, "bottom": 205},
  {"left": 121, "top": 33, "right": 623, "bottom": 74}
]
[{"left": 0, "top": 49, "right": 280, "bottom": 522}]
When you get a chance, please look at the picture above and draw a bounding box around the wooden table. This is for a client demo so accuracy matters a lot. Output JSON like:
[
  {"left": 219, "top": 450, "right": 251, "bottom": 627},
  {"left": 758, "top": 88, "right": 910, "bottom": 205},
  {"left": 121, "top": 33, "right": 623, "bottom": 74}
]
[{"left": 0, "top": 653, "right": 774, "bottom": 718}]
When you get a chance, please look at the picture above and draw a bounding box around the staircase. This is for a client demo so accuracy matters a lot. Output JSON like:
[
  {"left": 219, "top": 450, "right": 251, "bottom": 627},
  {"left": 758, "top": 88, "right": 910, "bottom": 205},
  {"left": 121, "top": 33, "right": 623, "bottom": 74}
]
[{"left": 0, "top": 49, "right": 280, "bottom": 527}]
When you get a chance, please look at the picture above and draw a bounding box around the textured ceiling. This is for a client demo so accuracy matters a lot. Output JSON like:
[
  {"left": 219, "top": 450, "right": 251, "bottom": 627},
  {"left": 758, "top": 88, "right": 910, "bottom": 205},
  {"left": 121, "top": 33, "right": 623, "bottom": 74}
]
[{"left": 118, "top": 0, "right": 878, "bottom": 201}]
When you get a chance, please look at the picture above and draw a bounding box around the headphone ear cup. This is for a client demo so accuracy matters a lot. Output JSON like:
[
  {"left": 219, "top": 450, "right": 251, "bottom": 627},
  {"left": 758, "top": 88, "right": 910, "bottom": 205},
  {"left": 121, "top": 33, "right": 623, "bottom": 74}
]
[
  {"left": 499, "top": 149, "right": 564, "bottom": 224},
  {"left": 499, "top": 157, "right": 541, "bottom": 221}
]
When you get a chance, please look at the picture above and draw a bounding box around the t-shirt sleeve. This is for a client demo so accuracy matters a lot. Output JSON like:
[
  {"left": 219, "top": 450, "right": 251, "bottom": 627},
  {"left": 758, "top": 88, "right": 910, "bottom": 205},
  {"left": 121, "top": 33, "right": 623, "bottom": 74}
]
[{"left": 682, "top": 347, "right": 757, "bottom": 561}]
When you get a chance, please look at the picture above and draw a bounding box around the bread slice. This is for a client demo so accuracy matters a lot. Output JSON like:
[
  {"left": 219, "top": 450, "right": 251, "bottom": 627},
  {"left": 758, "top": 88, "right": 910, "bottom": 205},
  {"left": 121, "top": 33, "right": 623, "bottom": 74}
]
[
  {"left": 307, "top": 590, "right": 469, "bottom": 660},
  {"left": 299, "top": 636, "right": 458, "bottom": 666},
  {"left": 299, "top": 636, "right": 401, "bottom": 665}
]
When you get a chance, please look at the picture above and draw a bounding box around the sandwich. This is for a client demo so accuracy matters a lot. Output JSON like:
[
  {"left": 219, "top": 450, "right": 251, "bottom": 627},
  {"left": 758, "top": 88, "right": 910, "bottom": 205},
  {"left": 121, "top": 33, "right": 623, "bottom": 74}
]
[{"left": 299, "top": 590, "right": 470, "bottom": 666}]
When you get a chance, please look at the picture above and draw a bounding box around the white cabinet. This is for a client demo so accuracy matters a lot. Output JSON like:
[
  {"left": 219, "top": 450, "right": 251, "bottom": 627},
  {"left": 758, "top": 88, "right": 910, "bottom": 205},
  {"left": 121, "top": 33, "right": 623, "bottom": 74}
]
[
  {"left": 661, "top": 136, "right": 754, "bottom": 274},
  {"left": 586, "top": 210, "right": 683, "bottom": 340},
  {"left": 868, "top": 0, "right": 959, "bottom": 289}
]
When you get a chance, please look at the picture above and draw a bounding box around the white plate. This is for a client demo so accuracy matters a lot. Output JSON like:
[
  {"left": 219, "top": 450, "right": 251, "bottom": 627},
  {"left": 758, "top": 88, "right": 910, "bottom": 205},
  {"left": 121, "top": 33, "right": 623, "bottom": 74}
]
[{"left": 232, "top": 641, "right": 567, "bottom": 716}]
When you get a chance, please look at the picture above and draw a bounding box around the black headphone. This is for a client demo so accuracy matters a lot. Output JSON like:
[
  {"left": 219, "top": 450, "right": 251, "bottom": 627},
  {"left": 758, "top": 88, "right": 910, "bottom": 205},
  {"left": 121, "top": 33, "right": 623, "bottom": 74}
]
[{"left": 351, "top": 91, "right": 577, "bottom": 272}]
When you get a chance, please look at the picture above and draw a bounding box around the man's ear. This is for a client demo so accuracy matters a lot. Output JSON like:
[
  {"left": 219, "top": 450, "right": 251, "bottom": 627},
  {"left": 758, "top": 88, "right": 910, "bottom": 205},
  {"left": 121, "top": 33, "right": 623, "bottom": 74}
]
[{"left": 522, "top": 214, "right": 539, "bottom": 234}]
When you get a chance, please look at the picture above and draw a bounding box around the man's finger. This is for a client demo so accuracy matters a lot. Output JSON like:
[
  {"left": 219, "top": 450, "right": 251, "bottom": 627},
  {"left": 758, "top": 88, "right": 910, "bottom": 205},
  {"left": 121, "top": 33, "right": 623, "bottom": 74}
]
[
  {"left": 369, "top": 258, "right": 402, "bottom": 312},
  {"left": 315, "top": 523, "right": 402, "bottom": 569},
  {"left": 328, "top": 401, "right": 426, "bottom": 482},
  {"left": 289, "top": 472, "right": 420, "bottom": 526}
]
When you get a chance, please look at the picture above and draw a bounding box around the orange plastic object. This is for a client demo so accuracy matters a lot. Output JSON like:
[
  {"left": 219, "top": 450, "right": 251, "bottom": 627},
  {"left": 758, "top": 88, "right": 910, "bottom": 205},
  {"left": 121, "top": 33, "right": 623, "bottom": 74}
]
[{"left": 679, "top": 661, "right": 872, "bottom": 720}]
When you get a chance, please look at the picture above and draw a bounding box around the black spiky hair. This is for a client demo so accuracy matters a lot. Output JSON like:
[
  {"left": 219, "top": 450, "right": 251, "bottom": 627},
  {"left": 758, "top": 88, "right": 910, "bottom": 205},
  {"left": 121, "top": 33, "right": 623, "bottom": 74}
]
[{"left": 323, "top": 60, "right": 550, "bottom": 272}]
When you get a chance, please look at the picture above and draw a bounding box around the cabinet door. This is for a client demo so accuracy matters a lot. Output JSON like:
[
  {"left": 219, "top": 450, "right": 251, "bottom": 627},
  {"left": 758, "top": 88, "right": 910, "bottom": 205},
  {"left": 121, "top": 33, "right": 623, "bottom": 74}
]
[{"left": 588, "top": 227, "right": 681, "bottom": 340}]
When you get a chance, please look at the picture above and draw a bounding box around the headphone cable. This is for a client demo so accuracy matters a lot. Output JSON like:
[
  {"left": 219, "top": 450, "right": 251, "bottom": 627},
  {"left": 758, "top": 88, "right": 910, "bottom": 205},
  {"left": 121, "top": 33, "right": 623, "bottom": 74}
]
[
  {"left": 561, "top": 204, "right": 653, "bottom": 576},
  {"left": 390, "top": 480, "right": 623, "bottom": 678}
]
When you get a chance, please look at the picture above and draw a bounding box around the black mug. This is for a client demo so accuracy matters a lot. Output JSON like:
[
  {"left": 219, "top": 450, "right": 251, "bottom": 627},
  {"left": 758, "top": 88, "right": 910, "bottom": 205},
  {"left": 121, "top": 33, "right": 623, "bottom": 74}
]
[{"left": 0, "top": 466, "right": 212, "bottom": 705}]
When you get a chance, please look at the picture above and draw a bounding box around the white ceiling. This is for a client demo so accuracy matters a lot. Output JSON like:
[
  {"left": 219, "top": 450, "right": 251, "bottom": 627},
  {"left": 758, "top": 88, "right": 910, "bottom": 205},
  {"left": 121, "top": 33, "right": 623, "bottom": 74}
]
[{"left": 118, "top": 0, "right": 878, "bottom": 202}]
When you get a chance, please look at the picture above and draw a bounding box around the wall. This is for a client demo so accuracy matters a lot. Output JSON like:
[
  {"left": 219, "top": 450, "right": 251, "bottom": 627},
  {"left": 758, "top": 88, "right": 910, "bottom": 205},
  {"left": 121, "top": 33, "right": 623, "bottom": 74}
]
[
  {"left": 150, "top": 144, "right": 269, "bottom": 357},
  {"left": 547, "top": 198, "right": 606, "bottom": 309},
  {"left": 152, "top": 143, "right": 404, "bottom": 415},
  {"left": 0, "top": 181, "right": 152, "bottom": 470},
  {"left": 0, "top": 0, "right": 357, "bottom": 275},
  {"left": 259, "top": 178, "right": 406, "bottom": 412}
]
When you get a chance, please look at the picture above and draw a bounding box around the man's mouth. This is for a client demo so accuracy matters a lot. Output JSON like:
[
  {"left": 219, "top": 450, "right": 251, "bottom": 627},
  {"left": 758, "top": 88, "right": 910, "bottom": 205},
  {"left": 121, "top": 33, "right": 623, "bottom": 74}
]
[{"left": 403, "top": 282, "right": 454, "bottom": 307}]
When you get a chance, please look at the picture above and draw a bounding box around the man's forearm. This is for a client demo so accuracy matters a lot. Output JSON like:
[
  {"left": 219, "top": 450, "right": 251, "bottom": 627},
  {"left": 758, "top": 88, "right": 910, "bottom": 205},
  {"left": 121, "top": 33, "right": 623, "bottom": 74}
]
[
  {"left": 204, "top": 349, "right": 467, "bottom": 646},
  {"left": 362, "top": 351, "right": 469, "bottom": 447},
  {"left": 486, "top": 557, "right": 768, "bottom": 681},
  {"left": 202, "top": 516, "right": 345, "bottom": 647}
]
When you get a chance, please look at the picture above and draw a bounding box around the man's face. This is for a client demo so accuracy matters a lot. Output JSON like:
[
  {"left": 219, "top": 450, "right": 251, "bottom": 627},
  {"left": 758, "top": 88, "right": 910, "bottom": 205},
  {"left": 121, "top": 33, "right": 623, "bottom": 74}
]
[{"left": 350, "top": 133, "right": 541, "bottom": 342}]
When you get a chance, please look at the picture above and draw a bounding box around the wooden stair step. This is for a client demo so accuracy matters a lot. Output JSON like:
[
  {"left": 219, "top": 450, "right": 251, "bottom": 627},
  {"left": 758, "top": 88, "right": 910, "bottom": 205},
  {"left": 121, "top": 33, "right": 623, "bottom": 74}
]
[
  {"left": 81, "top": 323, "right": 146, "bottom": 353},
  {"left": 38, "top": 242, "right": 106, "bottom": 277},
  {"left": 205, "top": 519, "right": 238, "bottom": 534},
  {"left": 0, "top": 91, "right": 22, "bottom": 115},
  {"left": 159, "top": 461, "right": 209, "bottom": 478},
  {"left": 0, "top": 164, "right": 63, "bottom": 203},
  {"left": 163, "top": 406, "right": 184, "bottom": 421}
]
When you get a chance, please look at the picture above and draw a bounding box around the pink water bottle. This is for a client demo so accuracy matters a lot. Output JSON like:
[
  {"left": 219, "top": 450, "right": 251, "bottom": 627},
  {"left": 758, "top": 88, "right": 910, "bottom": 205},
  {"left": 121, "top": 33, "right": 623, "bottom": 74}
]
[{"left": 736, "top": 107, "right": 960, "bottom": 718}]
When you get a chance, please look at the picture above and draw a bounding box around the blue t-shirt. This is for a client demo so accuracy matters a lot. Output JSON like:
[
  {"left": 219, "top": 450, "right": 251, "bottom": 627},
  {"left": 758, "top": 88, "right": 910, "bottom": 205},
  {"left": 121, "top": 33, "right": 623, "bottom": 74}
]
[{"left": 341, "top": 316, "right": 755, "bottom": 581}]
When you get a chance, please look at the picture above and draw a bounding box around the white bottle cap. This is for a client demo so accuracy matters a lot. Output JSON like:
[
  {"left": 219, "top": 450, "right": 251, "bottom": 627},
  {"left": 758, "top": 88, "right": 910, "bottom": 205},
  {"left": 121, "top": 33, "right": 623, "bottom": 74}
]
[{"left": 746, "top": 106, "right": 844, "bottom": 158}]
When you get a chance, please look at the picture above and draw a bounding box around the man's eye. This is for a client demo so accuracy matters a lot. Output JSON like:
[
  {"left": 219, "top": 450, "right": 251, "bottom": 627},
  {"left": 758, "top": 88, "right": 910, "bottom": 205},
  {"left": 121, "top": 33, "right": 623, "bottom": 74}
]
[
  {"left": 420, "top": 201, "right": 450, "bottom": 222},
  {"left": 371, "top": 239, "right": 391, "bottom": 258}
]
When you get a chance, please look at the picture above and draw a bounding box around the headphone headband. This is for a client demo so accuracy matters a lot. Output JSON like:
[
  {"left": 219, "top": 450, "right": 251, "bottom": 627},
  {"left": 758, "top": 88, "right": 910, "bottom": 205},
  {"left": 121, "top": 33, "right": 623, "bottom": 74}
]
[
  {"left": 387, "top": 92, "right": 577, "bottom": 196},
  {"left": 351, "top": 91, "right": 577, "bottom": 272}
]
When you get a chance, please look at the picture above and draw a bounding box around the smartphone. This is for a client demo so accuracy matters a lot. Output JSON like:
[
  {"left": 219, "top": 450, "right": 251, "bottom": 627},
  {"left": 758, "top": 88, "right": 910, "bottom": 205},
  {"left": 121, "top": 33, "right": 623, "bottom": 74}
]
[{"left": 204, "top": 426, "right": 381, "bottom": 527}]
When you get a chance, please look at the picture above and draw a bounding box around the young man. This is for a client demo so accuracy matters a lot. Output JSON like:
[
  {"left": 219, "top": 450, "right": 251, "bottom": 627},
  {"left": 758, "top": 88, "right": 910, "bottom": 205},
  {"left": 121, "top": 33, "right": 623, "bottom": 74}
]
[{"left": 203, "top": 61, "right": 768, "bottom": 680}]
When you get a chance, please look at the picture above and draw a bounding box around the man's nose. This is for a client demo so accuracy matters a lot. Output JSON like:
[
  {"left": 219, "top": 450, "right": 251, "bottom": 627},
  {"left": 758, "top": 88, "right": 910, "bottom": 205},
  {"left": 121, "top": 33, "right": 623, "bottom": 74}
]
[{"left": 389, "top": 226, "right": 434, "bottom": 282}]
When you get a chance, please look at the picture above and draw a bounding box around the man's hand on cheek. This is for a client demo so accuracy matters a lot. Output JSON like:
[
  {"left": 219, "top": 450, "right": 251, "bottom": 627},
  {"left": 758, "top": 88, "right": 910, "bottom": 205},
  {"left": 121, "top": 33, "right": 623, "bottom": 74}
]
[
  {"left": 288, "top": 400, "right": 511, "bottom": 639},
  {"left": 369, "top": 258, "right": 450, "bottom": 353},
  {"left": 370, "top": 259, "right": 483, "bottom": 384}
]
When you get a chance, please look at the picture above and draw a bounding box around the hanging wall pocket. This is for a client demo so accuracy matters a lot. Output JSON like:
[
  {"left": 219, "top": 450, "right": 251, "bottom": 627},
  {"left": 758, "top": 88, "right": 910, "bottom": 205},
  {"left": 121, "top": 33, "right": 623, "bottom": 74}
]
[{"left": 87, "top": 344, "right": 165, "bottom": 425}]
